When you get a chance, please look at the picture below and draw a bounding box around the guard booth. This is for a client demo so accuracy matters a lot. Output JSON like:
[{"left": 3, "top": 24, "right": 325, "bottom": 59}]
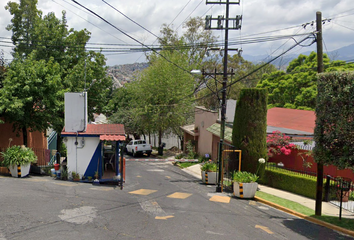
[
  {"left": 61, "top": 124, "right": 126, "bottom": 182},
  {"left": 62, "top": 92, "right": 125, "bottom": 183}
]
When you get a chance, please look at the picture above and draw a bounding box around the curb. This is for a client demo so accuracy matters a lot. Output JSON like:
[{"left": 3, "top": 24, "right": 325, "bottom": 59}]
[{"left": 254, "top": 196, "right": 354, "bottom": 238}]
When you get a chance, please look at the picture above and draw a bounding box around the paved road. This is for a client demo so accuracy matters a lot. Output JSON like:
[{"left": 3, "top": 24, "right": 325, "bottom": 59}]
[{"left": 0, "top": 162, "right": 352, "bottom": 240}]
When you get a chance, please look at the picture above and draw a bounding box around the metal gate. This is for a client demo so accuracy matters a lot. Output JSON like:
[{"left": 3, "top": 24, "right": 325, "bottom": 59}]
[{"left": 220, "top": 143, "right": 241, "bottom": 192}]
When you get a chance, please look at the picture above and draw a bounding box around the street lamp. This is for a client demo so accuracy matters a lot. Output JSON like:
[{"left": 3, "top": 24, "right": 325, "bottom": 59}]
[{"left": 191, "top": 69, "right": 202, "bottom": 75}]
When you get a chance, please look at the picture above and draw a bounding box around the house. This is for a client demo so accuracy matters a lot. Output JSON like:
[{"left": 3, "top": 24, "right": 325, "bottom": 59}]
[
  {"left": 61, "top": 124, "right": 125, "bottom": 180},
  {"left": 180, "top": 106, "right": 218, "bottom": 158},
  {"left": 181, "top": 105, "right": 316, "bottom": 160}
]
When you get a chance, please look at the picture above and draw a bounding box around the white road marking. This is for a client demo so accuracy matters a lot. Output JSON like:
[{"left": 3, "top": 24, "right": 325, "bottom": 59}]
[{"left": 206, "top": 230, "right": 224, "bottom": 236}]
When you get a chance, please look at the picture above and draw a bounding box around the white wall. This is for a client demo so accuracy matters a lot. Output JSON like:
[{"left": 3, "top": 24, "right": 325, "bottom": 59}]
[{"left": 65, "top": 136, "right": 100, "bottom": 177}]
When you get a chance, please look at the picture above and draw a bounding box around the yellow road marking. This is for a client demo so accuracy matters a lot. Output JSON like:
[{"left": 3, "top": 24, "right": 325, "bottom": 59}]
[
  {"left": 155, "top": 215, "right": 174, "bottom": 220},
  {"left": 165, "top": 176, "right": 171, "bottom": 179},
  {"left": 255, "top": 225, "right": 273, "bottom": 234},
  {"left": 129, "top": 189, "right": 157, "bottom": 195},
  {"left": 136, "top": 175, "right": 142, "bottom": 178},
  {"left": 167, "top": 192, "right": 192, "bottom": 199},
  {"left": 209, "top": 195, "right": 231, "bottom": 203}
]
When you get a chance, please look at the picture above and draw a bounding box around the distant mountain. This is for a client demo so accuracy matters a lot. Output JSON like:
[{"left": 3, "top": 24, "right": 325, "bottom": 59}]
[
  {"left": 242, "top": 44, "right": 354, "bottom": 68},
  {"left": 107, "top": 62, "right": 148, "bottom": 88},
  {"left": 107, "top": 44, "right": 354, "bottom": 86}
]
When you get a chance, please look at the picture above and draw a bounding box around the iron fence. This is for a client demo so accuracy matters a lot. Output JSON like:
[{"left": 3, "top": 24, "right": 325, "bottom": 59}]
[
  {"left": 220, "top": 143, "right": 240, "bottom": 193},
  {"left": 265, "top": 162, "right": 318, "bottom": 178},
  {"left": 324, "top": 175, "right": 354, "bottom": 213}
]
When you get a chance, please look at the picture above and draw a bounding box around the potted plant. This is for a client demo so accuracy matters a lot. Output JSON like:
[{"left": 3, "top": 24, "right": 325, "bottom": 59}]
[
  {"left": 94, "top": 171, "right": 99, "bottom": 180},
  {"left": 71, "top": 171, "right": 80, "bottom": 181},
  {"left": 61, "top": 169, "right": 68, "bottom": 180},
  {"left": 232, "top": 158, "right": 265, "bottom": 199},
  {"left": 1, "top": 145, "right": 37, "bottom": 178},
  {"left": 232, "top": 171, "right": 259, "bottom": 198},
  {"left": 201, "top": 160, "right": 218, "bottom": 184}
]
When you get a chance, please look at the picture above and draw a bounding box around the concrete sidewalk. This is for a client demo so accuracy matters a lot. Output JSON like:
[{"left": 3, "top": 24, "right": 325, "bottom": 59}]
[{"left": 182, "top": 163, "right": 354, "bottom": 219}]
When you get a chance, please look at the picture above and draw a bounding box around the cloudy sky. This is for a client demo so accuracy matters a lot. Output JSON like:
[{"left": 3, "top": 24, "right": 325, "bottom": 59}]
[{"left": 0, "top": 0, "right": 353, "bottom": 66}]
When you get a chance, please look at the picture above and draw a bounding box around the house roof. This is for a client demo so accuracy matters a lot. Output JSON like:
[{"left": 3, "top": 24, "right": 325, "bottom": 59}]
[
  {"left": 206, "top": 123, "right": 233, "bottom": 143},
  {"left": 180, "top": 124, "right": 199, "bottom": 137},
  {"left": 267, "top": 107, "right": 315, "bottom": 133},
  {"left": 62, "top": 124, "right": 125, "bottom": 140}
]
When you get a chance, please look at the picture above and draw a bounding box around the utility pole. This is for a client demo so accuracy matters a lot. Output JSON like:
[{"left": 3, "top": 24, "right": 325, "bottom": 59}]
[
  {"left": 205, "top": 0, "right": 242, "bottom": 192},
  {"left": 315, "top": 11, "right": 324, "bottom": 216}
]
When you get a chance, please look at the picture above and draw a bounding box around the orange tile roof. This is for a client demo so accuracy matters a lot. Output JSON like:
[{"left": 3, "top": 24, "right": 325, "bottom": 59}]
[
  {"left": 267, "top": 107, "right": 315, "bottom": 133},
  {"left": 62, "top": 124, "right": 125, "bottom": 136}
]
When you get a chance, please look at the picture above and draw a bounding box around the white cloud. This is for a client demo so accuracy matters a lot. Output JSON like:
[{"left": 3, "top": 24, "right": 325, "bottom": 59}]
[{"left": 0, "top": 0, "right": 353, "bottom": 66}]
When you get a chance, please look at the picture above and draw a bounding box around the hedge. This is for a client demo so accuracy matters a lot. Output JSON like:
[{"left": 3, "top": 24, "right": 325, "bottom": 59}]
[{"left": 259, "top": 167, "right": 324, "bottom": 200}]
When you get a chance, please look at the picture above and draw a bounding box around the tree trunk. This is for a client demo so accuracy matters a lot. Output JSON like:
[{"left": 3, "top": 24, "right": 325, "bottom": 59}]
[
  {"left": 22, "top": 126, "right": 28, "bottom": 147},
  {"left": 158, "top": 129, "right": 162, "bottom": 147}
]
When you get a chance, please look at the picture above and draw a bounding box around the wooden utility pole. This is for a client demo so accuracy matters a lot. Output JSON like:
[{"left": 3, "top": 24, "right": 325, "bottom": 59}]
[
  {"left": 205, "top": 0, "right": 242, "bottom": 192},
  {"left": 315, "top": 11, "right": 324, "bottom": 216}
]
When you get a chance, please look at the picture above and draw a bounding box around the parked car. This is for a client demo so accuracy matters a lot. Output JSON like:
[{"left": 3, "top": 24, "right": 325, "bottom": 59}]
[{"left": 126, "top": 140, "right": 152, "bottom": 157}]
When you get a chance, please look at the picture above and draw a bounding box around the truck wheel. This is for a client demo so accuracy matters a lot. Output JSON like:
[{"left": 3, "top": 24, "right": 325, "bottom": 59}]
[
  {"left": 147, "top": 152, "right": 151, "bottom": 157},
  {"left": 133, "top": 151, "right": 136, "bottom": 157}
]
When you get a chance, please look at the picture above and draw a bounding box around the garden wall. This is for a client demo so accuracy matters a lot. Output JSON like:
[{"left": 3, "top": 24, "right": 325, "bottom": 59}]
[{"left": 269, "top": 149, "right": 354, "bottom": 182}]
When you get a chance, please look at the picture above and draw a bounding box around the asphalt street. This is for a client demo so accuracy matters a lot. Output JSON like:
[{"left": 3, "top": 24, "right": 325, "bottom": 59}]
[{"left": 0, "top": 161, "right": 353, "bottom": 240}]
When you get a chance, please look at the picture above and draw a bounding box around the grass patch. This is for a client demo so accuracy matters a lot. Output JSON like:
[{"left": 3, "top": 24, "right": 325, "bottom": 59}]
[
  {"left": 256, "top": 191, "right": 354, "bottom": 231},
  {"left": 311, "top": 215, "right": 354, "bottom": 231},
  {"left": 176, "top": 162, "right": 199, "bottom": 169},
  {"left": 256, "top": 191, "right": 315, "bottom": 215}
]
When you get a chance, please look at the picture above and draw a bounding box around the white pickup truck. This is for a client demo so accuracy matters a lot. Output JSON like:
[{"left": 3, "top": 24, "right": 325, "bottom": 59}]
[{"left": 126, "top": 140, "right": 152, "bottom": 157}]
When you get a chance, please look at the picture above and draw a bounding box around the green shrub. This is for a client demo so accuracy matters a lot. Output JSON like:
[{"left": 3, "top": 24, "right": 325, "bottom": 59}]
[
  {"left": 232, "top": 171, "right": 259, "bottom": 183},
  {"left": 232, "top": 89, "right": 268, "bottom": 174},
  {"left": 1, "top": 145, "right": 37, "bottom": 167},
  {"left": 349, "top": 191, "right": 354, "bottom": 201},
  {"left": 259, "top": 167, "right": 322, "bottom": 199},
  {"left": 201, "top": 161, "right": 217, "bottom": 172},
  {"left": 175, "top": 153, "right": 184, "bottom": 159}
]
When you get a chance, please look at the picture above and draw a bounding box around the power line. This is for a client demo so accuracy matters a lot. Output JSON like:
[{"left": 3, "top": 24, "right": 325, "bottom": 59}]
[
  {"left": 101, "top": 0, "right": 160, "bottom": 40},
  {"left": 53, "top": 0, "right": 128, "bottom": 44},
  {"left": 176, "top": 0, "right": 204, "bottom": 30},
  {"left": 193, "top": 35, "right": 316, "bottom": 102},
  {"left": 70, "top": 0, "right": 193, "bottom": 74}
]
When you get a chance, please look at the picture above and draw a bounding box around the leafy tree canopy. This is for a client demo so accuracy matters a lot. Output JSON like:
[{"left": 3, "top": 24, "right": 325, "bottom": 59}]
[
  {"left": 257, "top": 52, "right": 354, "bottom": 110},
  {"left": 108, "top": 17, "right": 215, "bottom": 143},
  {"left": 1, "top": 0, "right": 112, "bottom": 146},
  {"left": 314, "top": 72, "right": 354, "bottom": 170}
]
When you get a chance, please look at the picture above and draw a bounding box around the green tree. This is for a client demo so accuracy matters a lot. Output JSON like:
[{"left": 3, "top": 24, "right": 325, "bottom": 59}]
[
  {"left": 134, "top": 48, "right": 195, "bottom": 146},
  {"left": 109, "top": 17, "right": 215, "bottom": 144},
  {"left": 257, "top": 52, "right": 354, "bottom": 110},
  {"left": 3, "top": 0, "right": 112, "bottom": 148},
  {"left": 232, "top": 89, "right": 268, "bottom": 174},
  {"left": 5, "top": 0, "right": 42, "bottom": 58},
  {"left": 314, "top": 72, "right": 354, "bottom": 170},
  {"left": 197, "top": 54, "right": 276, "bottom": 110},
  {"left": 0, "top": 52, "right": 62, "bottom": 146}
]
